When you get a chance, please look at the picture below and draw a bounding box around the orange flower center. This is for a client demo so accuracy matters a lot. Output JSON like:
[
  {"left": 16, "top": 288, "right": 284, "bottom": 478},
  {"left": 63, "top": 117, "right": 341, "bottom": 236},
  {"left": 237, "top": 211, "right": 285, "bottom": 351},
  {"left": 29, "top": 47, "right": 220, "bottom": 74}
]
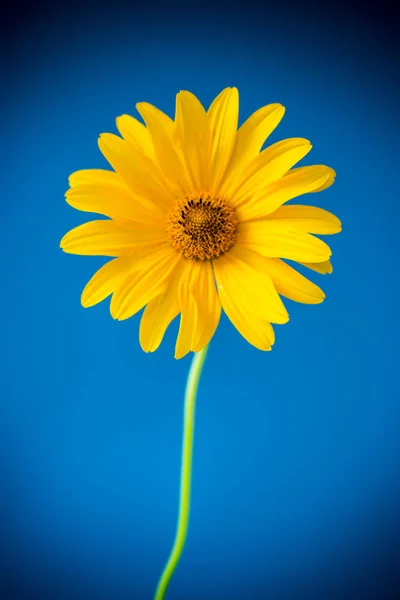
[{"left": 166, "top": 195, "right": 237, "bottom": 260}]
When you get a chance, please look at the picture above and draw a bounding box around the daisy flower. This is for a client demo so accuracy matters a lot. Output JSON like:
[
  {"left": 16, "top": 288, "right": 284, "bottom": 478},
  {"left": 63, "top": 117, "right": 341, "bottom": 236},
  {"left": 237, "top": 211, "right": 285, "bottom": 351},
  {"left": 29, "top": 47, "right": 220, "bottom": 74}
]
[{"left": 61, "top": 88, "right": 340, "bottom": 358}]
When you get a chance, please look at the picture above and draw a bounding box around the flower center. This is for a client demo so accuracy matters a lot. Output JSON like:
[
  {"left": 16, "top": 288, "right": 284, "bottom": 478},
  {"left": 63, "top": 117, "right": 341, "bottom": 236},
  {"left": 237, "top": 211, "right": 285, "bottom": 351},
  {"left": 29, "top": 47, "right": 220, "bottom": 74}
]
[{"left": 166, "top": 195, "right": 237, "bottom": 260}]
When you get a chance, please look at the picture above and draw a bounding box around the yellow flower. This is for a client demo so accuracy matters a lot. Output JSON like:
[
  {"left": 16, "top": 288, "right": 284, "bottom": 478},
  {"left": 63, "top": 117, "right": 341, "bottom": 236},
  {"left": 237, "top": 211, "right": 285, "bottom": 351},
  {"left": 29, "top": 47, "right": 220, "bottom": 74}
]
[{"left": 61, "top": 88, "right": 341, "bottom": 358}]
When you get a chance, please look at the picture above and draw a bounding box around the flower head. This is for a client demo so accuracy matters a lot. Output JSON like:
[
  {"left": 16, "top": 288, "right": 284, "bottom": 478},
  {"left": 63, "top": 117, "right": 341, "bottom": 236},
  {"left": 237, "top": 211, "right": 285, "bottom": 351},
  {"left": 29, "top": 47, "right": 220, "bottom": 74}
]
[{"left": 61, "top": 88, "right": 341, "bottom": 358}]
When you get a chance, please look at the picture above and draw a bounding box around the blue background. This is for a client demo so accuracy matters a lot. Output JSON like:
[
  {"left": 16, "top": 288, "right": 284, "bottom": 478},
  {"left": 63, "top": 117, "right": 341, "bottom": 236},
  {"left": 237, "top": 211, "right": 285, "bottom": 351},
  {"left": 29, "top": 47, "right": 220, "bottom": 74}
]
[{"left": 2, "top": 2, "right": 398, "bottom": 598}]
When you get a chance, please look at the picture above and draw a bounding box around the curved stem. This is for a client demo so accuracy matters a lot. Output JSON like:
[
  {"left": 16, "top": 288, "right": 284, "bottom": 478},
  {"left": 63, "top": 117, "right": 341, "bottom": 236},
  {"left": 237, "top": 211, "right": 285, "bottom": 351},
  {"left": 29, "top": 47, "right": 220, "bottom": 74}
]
[{"left": 154, "top": 345, "right": 209, "bottom": 600}]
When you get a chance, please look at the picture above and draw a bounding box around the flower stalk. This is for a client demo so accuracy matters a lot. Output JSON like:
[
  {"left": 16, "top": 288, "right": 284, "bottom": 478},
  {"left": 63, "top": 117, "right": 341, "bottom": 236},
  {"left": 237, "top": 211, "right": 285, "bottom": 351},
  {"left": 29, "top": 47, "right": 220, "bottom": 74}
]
[{"left": 154, "top": 345, "right": 209, "bottom": 600}]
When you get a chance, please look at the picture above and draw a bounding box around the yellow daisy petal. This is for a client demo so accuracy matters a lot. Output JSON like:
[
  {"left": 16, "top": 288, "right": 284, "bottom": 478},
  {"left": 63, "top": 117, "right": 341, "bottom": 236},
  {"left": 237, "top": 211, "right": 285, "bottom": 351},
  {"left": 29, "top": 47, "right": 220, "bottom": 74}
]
[
  {"left": 238, "top": 220, "right": 332, "bottom": 263},
  {"left": 190, "top": 261, "right": 221, "bottom": 352},
  {"left": 207, "top": 87, "right": 239, "bottom": 191},
  {"left": 213, "top": 253, "right": 276, "bottom": 350},
  {"left": 230, "top": 138, "right": 312, "bottom": 205},
  {"left": 220, "top": 102, "right": 285, "bottom": 194},
  {"left": 254, "top": 256, "right": 325, "bottom": 304},
  {"left": 214, "top": 246, "right": 289, "bottom": 325},
  {"left": 111, "top": 246, "right": 181, "bottom": 321},
  {"left": 174, "top": 260, "right": 221, "bottom": 359},
  {"left": 237, "top": 165, "right": 336, "bottom": 221},
  {"left": 265, "top": 204, "right": 342, "bottom": 234},
  {"left": 301, "top": 260, "right": 333, "bottom": 274},
  {"left": 98, "top": 133, "right": 174, "bottom": 209},
  {"left": 136, "top": 102, "right": 190, "bottom": 194},
  {"left": 68, "top": 169, "right": 121, "bottom": 187},
  {"left": 308, "top": 167, "right": 336, "bottom": 192},
  {"left": 60, "top": 220, "right": 164, "bottom": 256},
  {"left": 175, "top": 261, "right": 197, "bottom": 359},
  {"left": 81, "top": 257, "right": 136, "bottom": 308},
  {"left": 139, "top": 264, "right": 184, "bottom": 353},
  {"left": 140, "top": 293, "right": 180, "bottom": 354},
  {"left": 67, "top": 168, "right": 164, "bottom": 223},
  {"left": 116, "top": 114, "right": 155, "bottom": 159},
  {"left": 175, "top": 91, "right": 211, "bottom": 191},
  {"left": 65, "top": 184, "right": 163, "bottom": 225}
]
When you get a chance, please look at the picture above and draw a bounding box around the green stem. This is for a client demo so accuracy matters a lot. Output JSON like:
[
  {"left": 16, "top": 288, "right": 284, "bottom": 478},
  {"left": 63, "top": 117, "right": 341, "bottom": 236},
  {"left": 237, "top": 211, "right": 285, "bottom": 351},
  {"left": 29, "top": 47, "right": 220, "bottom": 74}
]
[{"left": 154, "top": 344, "right": 209, "bottom": 600}]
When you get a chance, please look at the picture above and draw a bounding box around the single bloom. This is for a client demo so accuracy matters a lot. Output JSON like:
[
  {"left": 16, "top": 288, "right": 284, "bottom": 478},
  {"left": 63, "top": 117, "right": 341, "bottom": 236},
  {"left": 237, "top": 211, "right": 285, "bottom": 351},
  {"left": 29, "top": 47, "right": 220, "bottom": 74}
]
[{"left": 61, "top": 88, "right": 341, "bottom": 358}]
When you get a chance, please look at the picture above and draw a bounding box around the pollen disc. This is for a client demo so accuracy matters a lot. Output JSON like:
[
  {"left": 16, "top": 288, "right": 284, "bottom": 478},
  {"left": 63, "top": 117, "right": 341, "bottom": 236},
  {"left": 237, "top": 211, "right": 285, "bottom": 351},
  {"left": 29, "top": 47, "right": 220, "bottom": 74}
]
[{"left": 166, "top": 195, "right": 238, "bottom": 260}]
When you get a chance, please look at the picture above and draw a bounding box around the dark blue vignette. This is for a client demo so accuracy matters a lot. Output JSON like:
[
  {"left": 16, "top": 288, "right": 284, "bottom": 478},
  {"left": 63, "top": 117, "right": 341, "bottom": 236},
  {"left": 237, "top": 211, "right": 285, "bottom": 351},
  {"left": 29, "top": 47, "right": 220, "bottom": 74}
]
[{"left": 1, "top": 1, "right": 398, "bottom": 599}]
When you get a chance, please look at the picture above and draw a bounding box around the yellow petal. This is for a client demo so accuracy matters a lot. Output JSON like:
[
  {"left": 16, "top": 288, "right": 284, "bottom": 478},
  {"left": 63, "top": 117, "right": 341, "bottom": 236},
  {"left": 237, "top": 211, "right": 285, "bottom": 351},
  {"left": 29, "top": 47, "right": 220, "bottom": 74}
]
[
  {"left": 135, "top": 102, "right": 190, "bottom": 194},
  {"left": 174, "top": 91, "right": 211, "bottom": 191},
  {"left": 116, "top": 114, "right": 155, "bottom": 160},
  {"left": 230, "top": 139, "right": 312, "bottom": 205},
  {"left": 65, "top": 184, "right": 163, "bottom": 225},
  {"left": 238, "top": 221, "right": 332, "bottom": 263},
  {"left": 111, "top": 246, "right": 180, "bottom": 321},
  {"left": 301, "top": 260, "right": 333, "bottom": 274},
  {"left": 266, "top": 204, "right": 341, "bottom": 234},
  {"left": 98, "top": 133, "right": 174, "bottom": 210},
  {"left": 257, "top": 257, "right": 325, "bottom": 304},
  {"left": 306, "top": 166, "right": 336, "bottom": 192},
  {"left": 190, "top": 261, "right": 221, "bottom": 352},
  {"left": 220, "top": 103, "right": 285, "bottom": 194},
  {"left": 67, "top": 167, "right": 164, "bottom": 223},
  {"left": 207, "top": 87, "right": 239, "bottom": 191},
  {"left": 139, "top": 263, "right": 184, "bottom": 353},
  {"left": 237, "top": 165, "right": 336, "bottom": 221},
  {"left": 215, "top": 246, "right": 289, "bottom": 324},
  {"left": 60, "top": 220, "right": 165, "bottom": 256},
  {"left": 173, "top": 260, "right": 221, "bottom": 359},
  {"left": 69, "top": 169, "right": 122, "bottom": 188},
  {"left": 175, "top": 261, "right": 197, "bottom": 359},
  {"left": 81, "top": 257, "right": 136, "bottom": 308},
  {"left": 213, "top": 252, "right": 276, "bottom": 350}
]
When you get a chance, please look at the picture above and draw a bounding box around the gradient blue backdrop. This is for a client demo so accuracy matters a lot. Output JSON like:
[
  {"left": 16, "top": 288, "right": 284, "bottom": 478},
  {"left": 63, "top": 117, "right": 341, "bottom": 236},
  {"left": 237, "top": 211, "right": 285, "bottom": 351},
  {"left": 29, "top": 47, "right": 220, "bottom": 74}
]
[{"left": 2, "top": 2, "right": 398, "bottom": 599}]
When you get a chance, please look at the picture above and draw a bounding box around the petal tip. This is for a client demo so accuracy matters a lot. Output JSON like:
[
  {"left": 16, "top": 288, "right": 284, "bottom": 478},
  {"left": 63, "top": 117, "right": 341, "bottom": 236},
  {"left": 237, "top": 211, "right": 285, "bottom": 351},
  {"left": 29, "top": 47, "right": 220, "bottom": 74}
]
[
  {"left": 80, "top": 288, "right": 93, "bottom": 308},
  {"left": 174, "top": 346, "right": 190, "bottom": 360},
  {"left": 110, "top": 303, "right": 119, "bottom": 320},
  {"left": 313, "top": 290, "right": 326, "bottom": 304},
  {"left": 98, "top": 133, "right": 114, "bottom": 147},
  {"left": 134, "top": 102, "right": 145, "bottom": 114},
  {"left": 274, "top": 310, "right": 290, "bottom": 325},
  {"left": 115, "top": 115, "right": 126, "bottom": 128},
  {"left": 60, "top": 234, "right": 68, "bottom": 250}
]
